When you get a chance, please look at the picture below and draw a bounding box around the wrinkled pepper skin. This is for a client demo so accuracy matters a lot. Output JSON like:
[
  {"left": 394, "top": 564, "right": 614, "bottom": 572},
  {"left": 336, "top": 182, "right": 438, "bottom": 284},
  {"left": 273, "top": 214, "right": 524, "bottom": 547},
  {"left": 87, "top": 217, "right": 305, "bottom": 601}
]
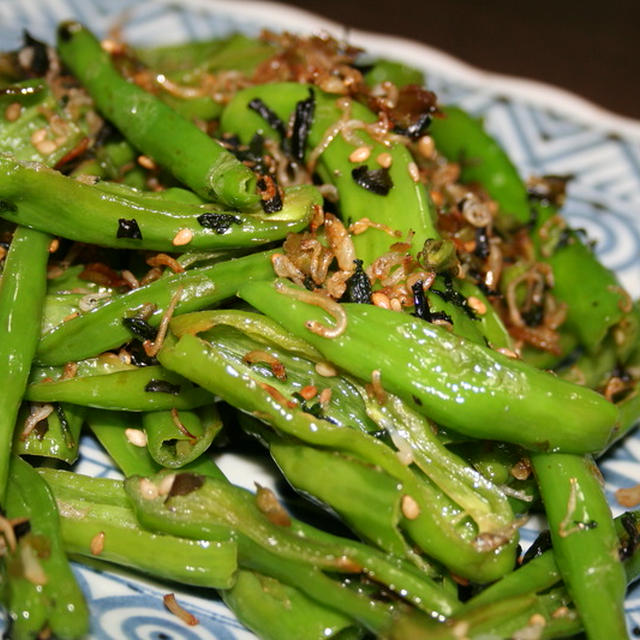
[{"left": 239, "top": 280, "right": 618, "bottom": 453}]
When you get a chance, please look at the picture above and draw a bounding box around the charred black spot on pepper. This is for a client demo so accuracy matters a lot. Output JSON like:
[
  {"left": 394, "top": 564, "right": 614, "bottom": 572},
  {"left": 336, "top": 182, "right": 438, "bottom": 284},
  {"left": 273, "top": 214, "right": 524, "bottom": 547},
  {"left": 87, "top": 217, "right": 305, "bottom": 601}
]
[
  {"left": 344, "top": 259, "right": 372, "bottom": 304},
  {"left": 351, "top": 165, "right": 393, "bottom": 196},
  {"left": 222, "top": 132, "right": 267, "bottom": 173},
  {"left": 618, "top": 512, "right": 640, "bottom": 561},
  {"left": 520, "top": 529, "right": 552, "bottom": 566},
  {"left": 122, "top": 317, "right": 157, "bottom": 341},
  {"left": 54, "top": 402, "right": 74, "bottom": 448},
  {"left": 474, "top": 226, "right": 490, "bottom": 259},
  {"left": 22, "top": 31, "right": 49, "bottom": 76},
  {"left": 128, "top": 339, "right": 158, "bottom": 367},
  {"left": 144, "top": 379, "right": 181, "bottom": 395},
  {"left": 0, "top": 200, "right": 17, "bottom": 214},
  {"left": 117, "top": 218, "right": 142, "bottom": 240},
  {"left": 57, "top": 21, "right": 79, "bottom": 43},
  {"left": 168, "top": 473, "right": 205, "bottom": 497},
  {"left": 290, "top": 88, "right": 315, "bottom": 163},
  {"left": 13, "top": 519, "right": 31, "bottom": 539},
  {"left": 412, "top": 395, "right": 423, "bottom": 406},
  {"left": 291, "top": 392, "right": 338, "bottom": 425},
  {"left": 430, "top": 310, "right": 453, "bottom": 323},
  {"left": 197, "top": 212, "right": 242, "bottom": 234},
  {"left": 33, "top": 419, "right": 49, "bottom": 440},
  {"left": 248, "top": 98, "right": 287, "bottom": 139}
]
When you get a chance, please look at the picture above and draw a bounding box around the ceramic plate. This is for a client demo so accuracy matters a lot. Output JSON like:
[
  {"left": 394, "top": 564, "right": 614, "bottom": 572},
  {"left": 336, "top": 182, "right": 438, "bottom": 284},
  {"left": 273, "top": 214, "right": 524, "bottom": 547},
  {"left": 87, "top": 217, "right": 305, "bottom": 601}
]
[{"left": 1, "top": 0, "right": 640, "bottom": 637}]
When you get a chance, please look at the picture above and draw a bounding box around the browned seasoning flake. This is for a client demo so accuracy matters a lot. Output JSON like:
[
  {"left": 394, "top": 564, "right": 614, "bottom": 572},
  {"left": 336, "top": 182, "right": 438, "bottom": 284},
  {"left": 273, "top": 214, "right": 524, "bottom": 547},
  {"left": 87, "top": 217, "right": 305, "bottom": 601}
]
[
  {"left": 255, "top": 483, "right": 292, "bottom": 527},
  {"left": 170, "top": 407, "right": 198, "bottom": 444},
  {"left": 163, "top": 593, "right": 199, "bottom": 626}
]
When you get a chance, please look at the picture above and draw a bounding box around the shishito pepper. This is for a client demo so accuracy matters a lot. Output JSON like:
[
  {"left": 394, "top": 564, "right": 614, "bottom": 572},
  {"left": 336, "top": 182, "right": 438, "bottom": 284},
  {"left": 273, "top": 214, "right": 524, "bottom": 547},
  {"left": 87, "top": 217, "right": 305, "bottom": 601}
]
[
  {"left": 5, "top": 457, "right": 89, "bottom": 639},
  {"left": 531, "top": 453, "right": 627, "bottom": 639},
  {"left": 38, "top": 468, "right": 238, "bottom": 589},
  {"left": 36, "top": 248, "right": 275, "bottom": 366},
  {"left": 220, "top": 81, "right": 438, "bottom": 263},
  {"left": 157, "top": 325, "right": 518, "bottom": 583},
  {"left": 0, "top": 226, "right": 50, "bottom": 502},
  {"left": 0, "top": 157, "right": 319, "bottom": 252},
  {"left": 238, "top": 279, "right": 618, "bottom": 453},
  {"left": 56, "top": 22, "right": 259, "bottom": 209},
  {"left": 124, "top": 471, "right": 458, "bottom": 631}
]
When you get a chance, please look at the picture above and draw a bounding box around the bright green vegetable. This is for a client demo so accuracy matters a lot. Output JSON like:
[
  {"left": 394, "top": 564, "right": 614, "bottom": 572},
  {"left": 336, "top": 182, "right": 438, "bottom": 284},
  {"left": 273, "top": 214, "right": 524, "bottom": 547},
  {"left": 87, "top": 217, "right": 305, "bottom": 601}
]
[
  {"left": 239, "top": 280, "right": 618, "bottom": 453},
  {"left": 57, "top": 22, "right": 259, "bottom": 208},
  {"left": 0, "top": 226, "right": 50, "bottom": 501}
]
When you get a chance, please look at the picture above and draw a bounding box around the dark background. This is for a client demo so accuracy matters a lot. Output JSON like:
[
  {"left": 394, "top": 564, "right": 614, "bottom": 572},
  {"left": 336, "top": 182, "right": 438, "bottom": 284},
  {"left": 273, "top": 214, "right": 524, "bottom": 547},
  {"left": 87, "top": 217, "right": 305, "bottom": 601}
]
[{"left": 277, "top": 0, "right": 640, "bottom": 121}]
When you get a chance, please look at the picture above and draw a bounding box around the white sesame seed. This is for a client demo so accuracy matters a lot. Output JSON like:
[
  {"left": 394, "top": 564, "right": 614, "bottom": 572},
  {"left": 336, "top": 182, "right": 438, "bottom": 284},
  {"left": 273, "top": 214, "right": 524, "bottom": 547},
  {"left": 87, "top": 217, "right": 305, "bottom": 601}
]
[
  {"left": 371, "top": 292, "right": 391, "bottom": 309},
  {"left": 376, "top": 152, "right": 393, "bottom": 168},
  {"left": 172, "top": 228, "right": 193, "bottom": 246},
  {"left": 139, "top": 477, "right": 159, "bottom": 500},
  {"left": 138, "top": 155, "right": 157, "bottom": 170},
  {"left": 125, "top": 428, "right": 147, "bottom": 447},
  {"left": 315, "top": 361, "right": 337, "bottom": 377},
  {"left": 528, "top": 613, "right": 546, "bottom": 627},
  {"left": 158, "top": 473, "right": 177, "bottom": 497},
  {"left": 497, "top": 347, "right": 519, "bottom": 359},
  {"left": 417, "top": 135, "right": 435, "bottom": 159},
  {"left": 48, "top": 238, "right": 59, "bottom": 253},
  {"left": 318, "top": 387, "right": 332, "bottom": 407},
  {"left": 90, "top": 531, "right": 105, "bottom": 555},
  {"left": 401, "top": 495, "right": 420, "bottom": 520},
  {"left": 467, "top": 296, "right": 487, "bottom": 315},
  {"left": 36, "top": 139, "right": 57, "bottom": 155},
  {"left": 30, "top": 128, "right": 47, "bottom": 145},
  {"left": 348, "top": 146, "right": 371, "bottom": 163},
  {"left": 407, "top": 161, "right": 420, "bottom": 183},
  {"left": 389, "top": 298, "right": 402, "bottom": 312},
  {"left": 4, "top": 102, "right": 21, "bottom": 122}
]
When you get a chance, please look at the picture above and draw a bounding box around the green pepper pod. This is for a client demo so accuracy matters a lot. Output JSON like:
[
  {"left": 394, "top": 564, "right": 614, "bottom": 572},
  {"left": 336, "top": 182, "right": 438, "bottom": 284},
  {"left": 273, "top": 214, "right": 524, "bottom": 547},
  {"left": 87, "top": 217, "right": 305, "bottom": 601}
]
[
  {"left": 142, "top": 404, "right": 222, "bottom": 468},
  {"left": 0, "top": 157, "right": 318, "bottom": 251},
  {"left": 14, "top": 402, "right": 84, "bottom": 464},
  {"left": 268, "top": 438, "right": 415, "bottom": 560},
  {"left": 55, "top": 494, "right": 237, "bottom": 588},
  {"left": 0, "top": 226, "right": 50, "bottom": 501},
  {"left": 223, "top": 570, "right": 365, "bottom": 640},
  {"left": 221, "top": 82, "right": 437, "bottom": 262},
  {"left": 125, "top": 471, "right": 456, "bottom": 625},
  {"left": 239, "top": 280, "right": 618, "bottom": 453},
  {"left": 57, "top": 22, "right": 259, "bottom": 209},
  {"left": 86, "top": 409, "right": 226, "bottom": 481},
  {"left": 25, "top": 365, "right": 214, "bottom": 411},
  {"left": 158, "top": 330, "right": 518, "bottom": 582},
  {"left": 6, "top": 457, "right": 89, "bottom": 639},
  {"left": 531, "top": 453, "right": 627, "bottom": 639},
  {"left": 37, "top": 249, "right": 275, "bottom": 365}
]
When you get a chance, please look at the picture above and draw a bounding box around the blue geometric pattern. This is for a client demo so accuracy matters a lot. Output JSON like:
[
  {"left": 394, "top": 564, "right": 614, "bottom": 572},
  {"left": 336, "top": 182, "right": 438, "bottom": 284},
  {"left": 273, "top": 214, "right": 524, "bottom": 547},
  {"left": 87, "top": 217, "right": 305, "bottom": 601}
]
[{"left": 1, "top": 0, "right": 640, "bottom": 637}]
